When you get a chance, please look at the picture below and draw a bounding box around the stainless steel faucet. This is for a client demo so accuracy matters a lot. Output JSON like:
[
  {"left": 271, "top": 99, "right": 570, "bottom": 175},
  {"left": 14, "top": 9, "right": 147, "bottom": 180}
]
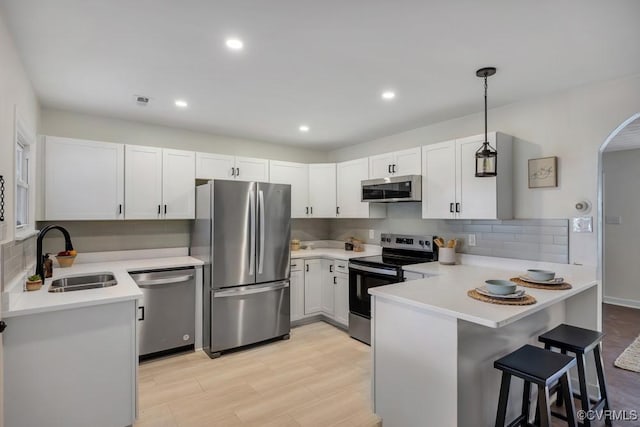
[{"left": 36, "top": 225, "right": 74, "bottom": 279}]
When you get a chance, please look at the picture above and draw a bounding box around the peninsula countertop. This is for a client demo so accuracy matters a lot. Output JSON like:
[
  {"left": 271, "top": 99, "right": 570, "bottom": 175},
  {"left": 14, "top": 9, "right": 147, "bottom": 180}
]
[
  {"left": 369, "top": 256, "right": 598, "bottom": 328},
  {"left": 3, "top": 256, "right": 203, "bottom": 318}
]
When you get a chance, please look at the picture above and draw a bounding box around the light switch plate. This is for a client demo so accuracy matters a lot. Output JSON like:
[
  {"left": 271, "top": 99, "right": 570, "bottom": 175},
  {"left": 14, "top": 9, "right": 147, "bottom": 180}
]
[
  {"left": 369, "top": 229, "right": 375, "bottom": 239},
  {"left": 468, "top": 234, "right": 476, "bottom": 246},
  {"left": 572, "top": 216, "right": 593, "bottom": 233}
]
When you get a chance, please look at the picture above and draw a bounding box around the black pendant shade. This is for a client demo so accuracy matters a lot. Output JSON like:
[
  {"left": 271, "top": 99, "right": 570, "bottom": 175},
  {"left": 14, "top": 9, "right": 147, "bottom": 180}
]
[{"left": 475, "top": 67, "right": 498, "bottom": 177}]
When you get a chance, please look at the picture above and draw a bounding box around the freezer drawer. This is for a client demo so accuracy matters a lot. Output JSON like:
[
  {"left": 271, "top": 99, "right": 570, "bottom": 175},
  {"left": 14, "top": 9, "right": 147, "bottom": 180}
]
[
  {"left": 133, "top": 268, "right": 196, "bottom": 357},
  {"left": 211, "top": 281, "right": 290, "bottom": 354}
]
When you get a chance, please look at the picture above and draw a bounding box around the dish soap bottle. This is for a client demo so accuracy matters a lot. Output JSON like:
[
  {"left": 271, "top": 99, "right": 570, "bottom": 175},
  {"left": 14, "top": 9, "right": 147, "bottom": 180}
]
[{"left": 43, "top": 253, "right": 53, "bottom": 278}]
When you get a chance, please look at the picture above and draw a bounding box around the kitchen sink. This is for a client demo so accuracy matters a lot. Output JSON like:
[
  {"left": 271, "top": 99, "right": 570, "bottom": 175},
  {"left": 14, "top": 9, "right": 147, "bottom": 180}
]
[{"left": 49, "top": 273, "right": 118, "bottom": 293}]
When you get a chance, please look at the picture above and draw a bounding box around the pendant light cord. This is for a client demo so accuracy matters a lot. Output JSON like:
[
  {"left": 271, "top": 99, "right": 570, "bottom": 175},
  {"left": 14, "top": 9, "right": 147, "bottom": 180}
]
[{"left": 484, "top": 73, "right": 488, "bottom": 144}]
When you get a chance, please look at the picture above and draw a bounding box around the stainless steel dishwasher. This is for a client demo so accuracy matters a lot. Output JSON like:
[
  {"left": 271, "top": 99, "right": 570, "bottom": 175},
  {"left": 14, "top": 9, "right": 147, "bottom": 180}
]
[{"left": 130, "top": 267, "right": 196, "bottom": 358}]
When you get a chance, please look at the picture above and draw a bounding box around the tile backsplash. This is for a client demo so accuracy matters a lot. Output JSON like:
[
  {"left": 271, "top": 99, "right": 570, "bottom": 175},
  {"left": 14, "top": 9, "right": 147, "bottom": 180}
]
[{"left": 1, "top": 235, "right": 36, "bottom": 290}]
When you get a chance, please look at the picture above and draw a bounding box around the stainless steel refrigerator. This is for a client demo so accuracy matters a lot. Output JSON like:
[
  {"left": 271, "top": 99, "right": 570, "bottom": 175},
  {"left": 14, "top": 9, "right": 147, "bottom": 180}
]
[{"left": 191, "top": 180, "right": 291, "bottom": 358}]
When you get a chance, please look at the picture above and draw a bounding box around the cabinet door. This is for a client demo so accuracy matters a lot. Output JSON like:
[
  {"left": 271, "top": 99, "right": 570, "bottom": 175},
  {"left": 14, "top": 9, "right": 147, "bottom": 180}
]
[
  {"left": 320, "top": 259, "right": 335, "bottom": 316},
  {"left": 45, "top": 136, "right": 124, "bottom": 220},
  {"left": 368, "top": 152, "right": 395, "bottom": 179},
  {"left": 290, "top": 269, "right": 304, "bottom": 322},
  {"left": 162, "top": 149, "right": 195, "bottom": 219},
  {"left": 235, "top": 157, "right": 269, "bottom": 182},
  {"left": 124, "top": 145, "right": 163, "bottom": 219},
  {"left": 422, "top": 141, "right": 456, "bottom": 219},
  {"left": 336, "top": 158, "right": 370, "bottom": 218},
  {"left": 456, "top": 135, "right": 497, "bottom": 219},
  {"left": 334, "top": 273, "right": 349, "bottom": 326},
  {"left": 270, "top": 161, "right": 309, "bottom": 218},
  {"left": 303, "top": 259, "right": 322, "bottom": 315},
  {"left": 308, "top": 163, "right": 336, "bottom": 218},
  {"left": 195, "top": 152, "right": 235, "bottom": 180},
  {"left": 394, "top": 147, "right": 422, "bottom": 175}
]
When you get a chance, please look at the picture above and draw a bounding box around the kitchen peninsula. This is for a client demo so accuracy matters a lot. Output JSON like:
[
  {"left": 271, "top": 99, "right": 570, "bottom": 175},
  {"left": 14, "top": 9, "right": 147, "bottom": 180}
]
[{"left": 370, "top": 256, "right": 599, "bottom": 427}]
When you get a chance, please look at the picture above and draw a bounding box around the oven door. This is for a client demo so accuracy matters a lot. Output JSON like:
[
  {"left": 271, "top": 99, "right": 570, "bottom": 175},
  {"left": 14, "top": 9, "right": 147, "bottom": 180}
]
[{"left": 349, "top": 263, "right": 400, "bottom": 318}]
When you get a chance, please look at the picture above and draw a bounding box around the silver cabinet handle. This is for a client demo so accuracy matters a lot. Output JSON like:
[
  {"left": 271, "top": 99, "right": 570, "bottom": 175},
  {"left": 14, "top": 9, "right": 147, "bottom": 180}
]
[
  {"left": 136, "top": 274, "right": 194, "bottom": 287},
  {"left": 213, "top": 281, "right": 289, "bottom": 298},
  {"left": 249, "top": 190, "right": 256, "bottom": 276},
  {"left": 258, "top": 190, "right": 265, "bottom": 274}
]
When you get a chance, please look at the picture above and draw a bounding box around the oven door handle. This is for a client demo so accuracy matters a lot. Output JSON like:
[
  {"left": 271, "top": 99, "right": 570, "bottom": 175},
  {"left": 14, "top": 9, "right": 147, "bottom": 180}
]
[{"left": 349, "top": 264, "right": 398, "bottom": 276}]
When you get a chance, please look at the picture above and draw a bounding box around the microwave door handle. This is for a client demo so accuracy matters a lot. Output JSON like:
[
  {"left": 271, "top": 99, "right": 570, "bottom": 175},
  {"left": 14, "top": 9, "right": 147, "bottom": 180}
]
[{"left": 249, "top": 190, "right": 255, "bottom": 276}]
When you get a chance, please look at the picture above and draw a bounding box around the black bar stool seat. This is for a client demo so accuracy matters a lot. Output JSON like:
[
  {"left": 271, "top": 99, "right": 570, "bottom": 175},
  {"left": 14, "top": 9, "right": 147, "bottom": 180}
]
[
  {"left": 494, "top": 344, "right": 577, "bottom": 427},
  {"left": 539, "top": 324, "right": 612, "bottom": 427}
]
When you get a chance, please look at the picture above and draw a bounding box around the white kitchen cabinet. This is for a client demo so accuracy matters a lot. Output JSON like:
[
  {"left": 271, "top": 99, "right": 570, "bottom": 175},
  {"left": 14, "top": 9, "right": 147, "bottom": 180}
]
[
  {"left": 162, "top": 149, "right": 196, "bottom": 219},
  {"left": 44, "top": 136, "right": 124, "bottom": 220},
  {"left": 336, "top": 157, "right": 386, "bottom": 218},
  {"left": 269, "top": 161, "right": 309, "bottom": 218},
  {"left": 321, "top": 259, "right": 335, "bottom": 315},
  {"left": 195, "top": 152, "right": 235, "bottom": 180},
  {"left": 304, "top": 259, "right": 322, "bottom": 315},
  {"left": 369, "top": 147, "right": 422, "bottom": 179},
  {"left": 125, "top": 146, "right": 195, "bottom": 219},
  {"left": 196, "top": 153, "right": 269, "bottom": 182},
  {"left": 334, "top": 270, "right": 349, "bottom": 326},
  {"left": 290, "top": 269, "right": 304, "bottom": 322},
  {"left": 308, "top": 163, "right": 336, "bottom": 218},
  {"left": 422, "top": 132, "right": 513, "bottom": 220}
]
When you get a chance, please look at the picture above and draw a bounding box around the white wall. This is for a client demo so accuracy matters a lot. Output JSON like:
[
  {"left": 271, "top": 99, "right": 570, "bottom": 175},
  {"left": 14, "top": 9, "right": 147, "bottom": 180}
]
[
  {"left": 328, "top": 73, "right": 640, "bottom": 266},
  {"left": 603, "top": 148, "right": 640, "bottom": 306},
  {"left": 40, "top": 108, "right": 328, "bottom": 163},
  {"left": 0, "top": 10, "right": 40, "bottom": 244}
]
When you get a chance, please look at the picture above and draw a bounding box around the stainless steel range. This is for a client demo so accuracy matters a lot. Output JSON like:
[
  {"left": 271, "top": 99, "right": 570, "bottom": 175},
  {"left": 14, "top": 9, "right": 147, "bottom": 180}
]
[{"left": 348, "top": 233, "right": 437, "bottom": 345}]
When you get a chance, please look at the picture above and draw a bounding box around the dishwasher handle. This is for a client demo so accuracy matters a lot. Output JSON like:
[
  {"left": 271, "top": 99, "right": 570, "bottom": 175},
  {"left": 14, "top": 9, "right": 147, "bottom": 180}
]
[{"left": 135, "top": 274, "right": 194, "bottom": 288}]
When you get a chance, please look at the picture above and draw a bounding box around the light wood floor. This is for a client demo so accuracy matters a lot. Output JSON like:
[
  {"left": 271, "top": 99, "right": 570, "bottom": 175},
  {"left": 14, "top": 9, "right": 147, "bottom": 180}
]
[{"left": 136, "top": 322, "right": 381, "bottom": 427}]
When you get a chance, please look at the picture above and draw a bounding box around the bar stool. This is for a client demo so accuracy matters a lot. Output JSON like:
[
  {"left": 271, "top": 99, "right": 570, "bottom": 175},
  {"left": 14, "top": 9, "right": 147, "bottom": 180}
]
[
  {"left": 539, "top": 324, "right": 612, "bottom": 427},
  {"left": 494, "top": 344, "right": 577, "bottom": 427}
]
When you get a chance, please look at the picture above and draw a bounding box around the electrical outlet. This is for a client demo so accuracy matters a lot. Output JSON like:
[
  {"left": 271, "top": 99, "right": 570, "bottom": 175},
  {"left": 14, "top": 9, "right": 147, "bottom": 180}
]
[
  {"left": 369, "top": 229, "right": 375, "bottom": 239},
  {"left": 468, "top": 234, "right": 476, "bottom": 246}
]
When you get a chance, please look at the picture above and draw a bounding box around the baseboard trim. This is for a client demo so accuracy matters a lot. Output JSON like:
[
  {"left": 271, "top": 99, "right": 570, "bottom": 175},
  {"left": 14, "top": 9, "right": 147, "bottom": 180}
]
[{"left": 603, "top": 296, "right": 640, "bottom": 309}]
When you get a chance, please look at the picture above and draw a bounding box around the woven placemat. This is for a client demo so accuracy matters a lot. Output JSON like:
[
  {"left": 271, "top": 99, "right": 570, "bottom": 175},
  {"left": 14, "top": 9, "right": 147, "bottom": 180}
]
[
  {"left": 467, "top": 289, "right": 537, "bottom": 306},
  {"left": 509, "top": 277, "right": 572, "bottom": 290}
]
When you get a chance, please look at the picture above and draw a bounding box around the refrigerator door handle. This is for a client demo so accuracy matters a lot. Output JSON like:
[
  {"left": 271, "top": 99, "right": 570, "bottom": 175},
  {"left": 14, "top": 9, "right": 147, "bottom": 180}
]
[
  {"left": 249, "top": 189, "right": 256, "bottom": 276},
  {"left": 258, "top": 190, "right": 265, "bottom": 274},
  {"left": 213, "top": 281, "right": 289, "bottom": 298}
]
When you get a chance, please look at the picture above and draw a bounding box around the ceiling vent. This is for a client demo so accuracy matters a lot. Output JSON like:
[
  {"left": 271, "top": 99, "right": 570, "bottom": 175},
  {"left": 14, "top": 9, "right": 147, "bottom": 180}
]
[{"left": 135, "top": 95, "right": 150, "bottom": 106}]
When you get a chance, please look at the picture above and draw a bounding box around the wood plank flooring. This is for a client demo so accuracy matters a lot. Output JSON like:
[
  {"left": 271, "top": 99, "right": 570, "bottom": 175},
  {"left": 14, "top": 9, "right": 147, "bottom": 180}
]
[
  {"left": 137, "top": 304, "right": 640, "bottom": 427},
  {"left": 136, "top": 322, "right": 381, "bottom": 427}
]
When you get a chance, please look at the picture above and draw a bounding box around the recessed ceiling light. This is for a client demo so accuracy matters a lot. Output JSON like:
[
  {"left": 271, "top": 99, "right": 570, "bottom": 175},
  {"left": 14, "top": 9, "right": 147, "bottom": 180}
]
[
  {"left": 175, "top": 100, "right": 188, "bottom": 108},
  {"left": 299, "top": 125, "right": 310, "bottom": 132},
  {"left": 381, "top": 91, "right": 396, "bottom": 100},
  {"left": 225, "top": 38, "right": 244, "bottom": 50}
]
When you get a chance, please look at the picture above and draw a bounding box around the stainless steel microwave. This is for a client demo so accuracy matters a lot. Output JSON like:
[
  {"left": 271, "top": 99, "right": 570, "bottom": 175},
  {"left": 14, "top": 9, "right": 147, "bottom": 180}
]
[{"left": 361, "top": 175, "right": 422, "bottom": 202}]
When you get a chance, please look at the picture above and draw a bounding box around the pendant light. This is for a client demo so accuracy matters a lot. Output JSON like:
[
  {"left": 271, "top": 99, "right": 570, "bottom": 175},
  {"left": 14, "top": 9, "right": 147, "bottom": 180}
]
[{"left": 475, "top": 67, "right": 498, "bottom": 177}]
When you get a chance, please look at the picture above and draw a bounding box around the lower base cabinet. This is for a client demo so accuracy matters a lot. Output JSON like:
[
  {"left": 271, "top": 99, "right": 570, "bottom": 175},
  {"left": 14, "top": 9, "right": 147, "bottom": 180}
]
[{"left": 291, "top": 257, "right": 348, "bottom": 327}]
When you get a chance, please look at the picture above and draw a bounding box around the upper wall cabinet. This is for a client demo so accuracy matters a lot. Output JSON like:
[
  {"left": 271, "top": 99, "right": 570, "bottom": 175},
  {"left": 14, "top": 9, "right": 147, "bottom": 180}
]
[
  {"left": 45, "top": 136, "right": 124, "bottom": 220},
  {"left": 369, "top": 147, "right": 422, "bottom": 179},
  {"left": 336, "top": 158, "right": 386, "bottom": 218},
  {"left": 125, "top": 146, "right": 195, "bottom": 219},
  {"left": 269, "top": 161, "right": 336, "bottom": 218},
  {"left": 196, "top": 153, "right": 269, "bottom": 182},
  {"left": 422, "top": 132, "right": 513, "bottom": 220}
]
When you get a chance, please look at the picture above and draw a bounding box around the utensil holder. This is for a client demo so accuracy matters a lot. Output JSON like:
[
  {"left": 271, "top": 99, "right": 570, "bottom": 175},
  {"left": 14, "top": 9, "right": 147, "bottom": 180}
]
[{"left": 439, "top": 248, "right": 456, "bottom": 265}]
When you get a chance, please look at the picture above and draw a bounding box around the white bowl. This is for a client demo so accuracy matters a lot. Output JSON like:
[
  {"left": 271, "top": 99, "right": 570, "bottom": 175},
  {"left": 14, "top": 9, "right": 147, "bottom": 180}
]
[
  {"left": 485, "top": 279, "right": 517, "bottom": 295},
  {"left": 526, "top": 269, "right": 555, "bottom": 281}
]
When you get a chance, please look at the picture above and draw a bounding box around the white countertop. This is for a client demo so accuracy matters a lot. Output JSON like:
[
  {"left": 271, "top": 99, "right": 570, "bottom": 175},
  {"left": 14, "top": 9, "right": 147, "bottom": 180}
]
[
  {"left": 370, "top": 256, "right": 598, "bottom": 328},
  {"left": 291, "top": 247, "right": 382, "bottom": 260},
  {"left": 3, "top": 256, "right": 203, "bottom": 318}
]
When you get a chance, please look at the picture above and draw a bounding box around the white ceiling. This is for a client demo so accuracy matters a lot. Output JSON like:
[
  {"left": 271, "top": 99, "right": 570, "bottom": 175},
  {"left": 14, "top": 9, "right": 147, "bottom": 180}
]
[
  {"left": 2, "top": 0, "right": 640, "bottom": 149},
  {"left": 605, "top": 117, "right": 640, "bottom": 152}
]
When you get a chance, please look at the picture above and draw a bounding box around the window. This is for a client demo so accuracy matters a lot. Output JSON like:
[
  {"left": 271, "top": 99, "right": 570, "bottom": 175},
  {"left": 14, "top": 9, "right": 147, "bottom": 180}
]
[
  {"left": 16, "top": 141, "right": 30, "bottom": 228},
  {"left": 15, "top": 112, "right": 35, "bottom": 233}
]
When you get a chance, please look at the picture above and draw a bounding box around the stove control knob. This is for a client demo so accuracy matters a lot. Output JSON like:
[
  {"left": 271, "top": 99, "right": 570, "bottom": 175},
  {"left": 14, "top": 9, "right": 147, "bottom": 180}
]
[
  {"left": 425, "top": 241, "right": 431, "bottom": 247},
  {"left": 418, "top": 240, "right": 424, "bottom": 246}
]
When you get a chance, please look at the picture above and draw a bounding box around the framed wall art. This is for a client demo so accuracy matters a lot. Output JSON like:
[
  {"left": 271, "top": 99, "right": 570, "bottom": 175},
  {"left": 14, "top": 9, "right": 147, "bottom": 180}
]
[{"left": 528, "top": 156, "right": 557, "bottom": 188}]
